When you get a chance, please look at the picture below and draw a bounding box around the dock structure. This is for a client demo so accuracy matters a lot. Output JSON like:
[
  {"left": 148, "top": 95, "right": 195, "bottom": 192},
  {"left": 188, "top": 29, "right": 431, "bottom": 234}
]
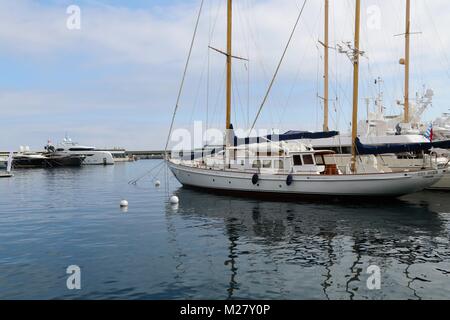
[
  {"left": 125, "top": 150, "right": 169, "bottom": 160},
  {"left": 1, "top": 150, "right": 169, "bottom": 160},
  {"left": 96, "top": 149, "right": 170, "bottom": 160}
]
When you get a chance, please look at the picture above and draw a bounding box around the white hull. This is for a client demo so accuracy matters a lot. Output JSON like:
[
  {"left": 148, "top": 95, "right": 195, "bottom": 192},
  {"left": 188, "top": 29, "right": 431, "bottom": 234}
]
[
  {"left": 82, "top": 152, "right": 114, "bottom": 165},
  {"left": 168, "top": 162, "right": 445, "bottom": 197},
  {"left": 49, "top": 137, "right": 115, "bottom": 165},
  {"left": 297, "top": 134, "right": 450, "bottom": 190},
  {"left": 378, "top": 158, "right": 450, "bottom": 190},
  {"left": 58, "top": 151, "right": 114, "bottom": 165},
  {"left": 330, "top": 154, "right": 450, "bottom": 190}
]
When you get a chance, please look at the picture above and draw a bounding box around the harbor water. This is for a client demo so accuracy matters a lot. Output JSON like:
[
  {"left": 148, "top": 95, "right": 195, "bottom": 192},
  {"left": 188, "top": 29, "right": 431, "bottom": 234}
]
[{"left": 0, "top": 160, "right": 449, "bottom": 299}]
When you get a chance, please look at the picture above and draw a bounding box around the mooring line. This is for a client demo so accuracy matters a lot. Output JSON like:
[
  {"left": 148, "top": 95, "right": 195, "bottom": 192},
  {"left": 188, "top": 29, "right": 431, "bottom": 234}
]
[{"left": 128, "top": 160, "right": 165, "bottom": 185}]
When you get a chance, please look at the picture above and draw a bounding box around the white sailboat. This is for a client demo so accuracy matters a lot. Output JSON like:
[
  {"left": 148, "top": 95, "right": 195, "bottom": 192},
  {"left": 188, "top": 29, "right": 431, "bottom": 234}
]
[
  {"left": 166, "top": 0, "right": 445, "bottom": 197},
  {"left": 302, "top": 0, "right": 450, "bottom": 189}
]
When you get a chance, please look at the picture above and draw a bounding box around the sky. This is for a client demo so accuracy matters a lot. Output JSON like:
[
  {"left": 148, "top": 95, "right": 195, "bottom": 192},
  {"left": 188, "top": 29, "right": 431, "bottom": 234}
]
[{"left": 1, "top": 0, "right": 450, "bottom": 151}]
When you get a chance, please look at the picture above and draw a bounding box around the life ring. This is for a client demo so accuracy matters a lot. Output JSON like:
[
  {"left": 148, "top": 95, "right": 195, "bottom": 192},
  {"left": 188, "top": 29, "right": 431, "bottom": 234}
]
[
  {"left": 286, "top": 174, "right": 293, "bottom": 186},
  {"left": 252, "top": 173, "right": 259, "bottom": 185}
]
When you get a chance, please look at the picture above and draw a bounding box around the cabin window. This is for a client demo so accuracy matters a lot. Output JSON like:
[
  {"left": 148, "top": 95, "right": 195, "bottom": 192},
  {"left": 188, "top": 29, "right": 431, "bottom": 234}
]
[
  {"left": 263, "top": 160, "right": 272, "bottom": 168},
  {"left": 315, "top": 155, "right": 325, "bottom": 165},
  {"left": 275, "top": 160, "right": 284, "bottom": 169},
  {"left": 252, "top": 160, "right": 261, "bottom": 168},
  {"left": 293, "top": 155, "right": 302, "bottom": 166},
  {"left": 302, "top": 154, "right": 314, "bottom": 165}
]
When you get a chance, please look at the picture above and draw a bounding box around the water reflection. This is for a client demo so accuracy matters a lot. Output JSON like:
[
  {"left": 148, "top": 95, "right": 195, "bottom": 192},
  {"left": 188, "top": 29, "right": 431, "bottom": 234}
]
[{"left": 165, "top": 188, "right": 450, "bottom": 299}]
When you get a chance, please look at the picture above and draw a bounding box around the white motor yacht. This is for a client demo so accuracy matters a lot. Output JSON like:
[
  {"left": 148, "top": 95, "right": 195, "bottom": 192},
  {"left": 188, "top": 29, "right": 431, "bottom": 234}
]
[{"left": 48, "top": 137, "right": 114, "bottom": 165}]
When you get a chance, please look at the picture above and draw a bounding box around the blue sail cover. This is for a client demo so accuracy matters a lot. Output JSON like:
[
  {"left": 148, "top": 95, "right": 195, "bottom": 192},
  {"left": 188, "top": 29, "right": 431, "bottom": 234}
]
[
  {"left": 173, "top": 147, "right": 221, "bottom": 161},
  {"left": 355, "top": 137, "right": 450, "bottom": 155},
  {"left": 174, "top": 129, "right": 340, "bottom": 159},
  {"left": 234, "top": 130, "right": 339, "bottom": 146}
]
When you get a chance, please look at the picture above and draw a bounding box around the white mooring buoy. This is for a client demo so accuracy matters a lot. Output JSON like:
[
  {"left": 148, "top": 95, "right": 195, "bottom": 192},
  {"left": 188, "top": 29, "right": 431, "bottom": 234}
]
[
  {"left": 120, "top": 200, "right": 129, "bottom": 208},
  {"left": 170, "top": 196, "right": 179, "bottom": 205},
  {"left": 155, "top": 180, "right": 161, "bottom": 187}
]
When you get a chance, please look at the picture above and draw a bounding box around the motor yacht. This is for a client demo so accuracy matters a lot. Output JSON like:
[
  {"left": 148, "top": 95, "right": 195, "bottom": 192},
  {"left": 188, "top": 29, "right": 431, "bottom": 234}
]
[
  {"left": 47, "top": 137, "right": 114, "bottom": 165},
  {"left": 13, "top": 151, "right": 85, "bottom": 168}
]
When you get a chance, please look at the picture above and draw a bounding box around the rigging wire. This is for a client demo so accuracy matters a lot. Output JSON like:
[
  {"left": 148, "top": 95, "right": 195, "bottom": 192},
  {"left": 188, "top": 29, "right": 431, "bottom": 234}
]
[
  {"left": 128, "top": 160, "right": 165, "bottom": 185},
  {"left": 244, "top": 2, "right": 283, "bottom": 129},
  {"left": 188, "top": 53, "right": 208, "bottom": 125},
  {"left": 209, "top": 63, "right": 227, "bottom": 132},
  {"left": 244, "top": 3, "right": 276, "bottom": 129},
  {"left": 316, "top": 43, "right": 321, "bottom": 131},
  {"left": 376, "top": 0, "right": 403, "bottom": 115},
  {"left": 234, "top": 0, "right": 249, "bottom": 128},
  {"left": 164, "top": 0, "right": 205, "bottom": 154},
  {"left": 414, "top": 6, "right": 427, "bottom": 89},
  {"left": 232, "top": 67, "right": 246, "bottom": 127},
  {"left": 331, "top": 0, "right": 340, "bottom": 131},
  {"left": 276, "top": 2, "right": 322, "bottom": 131},
  {"left": 423, "top": 1, "right": 450, "bottom": 81},
  {"left": 206, "top": 0, "right": 225, "bottom": 134},
  {"left": 249, "top": 0, "right": 308, "bottom": 133},
  {"left": 205, "top": 0, "right": 211, "bottom": 138}
]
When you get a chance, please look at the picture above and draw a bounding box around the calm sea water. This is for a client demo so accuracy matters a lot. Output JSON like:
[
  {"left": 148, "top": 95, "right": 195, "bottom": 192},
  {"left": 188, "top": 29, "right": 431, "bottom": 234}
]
[{"left": 0, "top": 160, "right": 449, "bottom": 300}]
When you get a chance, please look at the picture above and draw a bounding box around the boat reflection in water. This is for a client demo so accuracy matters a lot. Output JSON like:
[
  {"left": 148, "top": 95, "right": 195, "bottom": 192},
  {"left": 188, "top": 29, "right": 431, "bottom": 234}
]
[{"left": 164, "top": 187, "right": 450, "bottom": 299}]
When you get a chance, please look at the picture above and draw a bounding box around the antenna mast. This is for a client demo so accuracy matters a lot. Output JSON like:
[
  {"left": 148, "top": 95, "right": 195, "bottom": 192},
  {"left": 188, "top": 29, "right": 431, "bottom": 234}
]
[
  {"left": 350, "top": 0, "right": 361, "bottom": 173},
  {"left": 323, "top": 0, "right": 329, "bottom": 132},
  {"left": 403, "top": 0, "right": 411, "bottom": 123},
  {"left": 226, "top": 0, "right": 233, "bottom": 131}
]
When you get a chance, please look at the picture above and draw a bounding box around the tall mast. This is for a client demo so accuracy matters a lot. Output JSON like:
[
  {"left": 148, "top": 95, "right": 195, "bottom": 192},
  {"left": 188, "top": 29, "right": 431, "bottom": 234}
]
[
  {"left": 323, "top": 0, "right": 330, "bottom": 132},
  {"left": 226, "top": 0, "right": 232, "bottom": 131},
  {"left": 403, "top": 0, "right": 411, "bottom": 123},
  {"left": 350, "top": 0, "right": 361, "bottom": 173}
]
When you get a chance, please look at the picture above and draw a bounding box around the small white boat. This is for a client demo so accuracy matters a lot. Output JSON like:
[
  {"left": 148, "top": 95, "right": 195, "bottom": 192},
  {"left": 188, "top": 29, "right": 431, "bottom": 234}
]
[
  {"left": 47, "top": 137, "right": 114, "bottom": 165},
  {"left": 0, "top": 152, "right": 14, "bottom": 178}
]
